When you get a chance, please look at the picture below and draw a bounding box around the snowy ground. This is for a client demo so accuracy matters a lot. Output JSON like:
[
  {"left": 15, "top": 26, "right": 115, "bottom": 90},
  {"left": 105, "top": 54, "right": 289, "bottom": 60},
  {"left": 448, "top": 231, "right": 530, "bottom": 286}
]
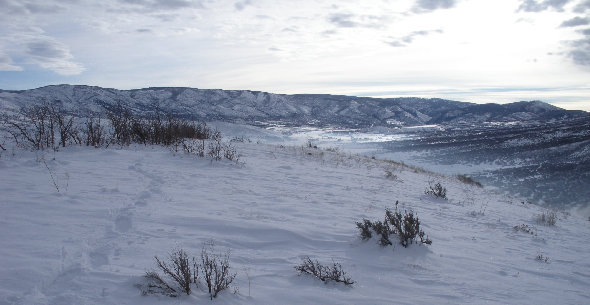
[{"left": 1, "top": 140, "right": 589, "bottom": 304}]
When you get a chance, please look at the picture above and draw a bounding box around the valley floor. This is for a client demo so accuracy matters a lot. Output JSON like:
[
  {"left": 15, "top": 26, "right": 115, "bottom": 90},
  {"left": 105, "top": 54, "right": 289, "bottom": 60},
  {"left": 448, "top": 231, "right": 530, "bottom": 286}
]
[{"left": 0, "top": 142, "right": 589, "bottom": 304}]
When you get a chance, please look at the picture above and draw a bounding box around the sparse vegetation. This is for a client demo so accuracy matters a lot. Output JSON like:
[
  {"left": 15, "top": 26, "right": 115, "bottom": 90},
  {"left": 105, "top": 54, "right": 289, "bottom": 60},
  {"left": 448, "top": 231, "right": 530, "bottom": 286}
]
[
  {"left": 200, "top": 243, "right": 237, "bottom": 300},
  {"left": 425, "top": 182, "right": 447, "bottom": 200},
  {"left": 2, "top": 103, "right": 240, "bottom": 162},
  {"left": 141, "top": 244, "right": 236, "bottom": 300},
  {"left": 385, "top": 170, "right": 398, "bottom": 180},
  {"left": 536, "top": 211, "right": 557, "bottom": 226},
  {"left": 536, "top": 253, "right": 550, "bottom": 263},
  {"left": 457, "top": 174, "right": 483, "bottom": 188},
  {"left": 513, "top": 224, "right": 537, "bottom": 236},
  {"left": 295, "top": 257, "right": 354, "bottom": 286},
  {"left": 356, "top": 201, "right": 432, "bottom": 248}
]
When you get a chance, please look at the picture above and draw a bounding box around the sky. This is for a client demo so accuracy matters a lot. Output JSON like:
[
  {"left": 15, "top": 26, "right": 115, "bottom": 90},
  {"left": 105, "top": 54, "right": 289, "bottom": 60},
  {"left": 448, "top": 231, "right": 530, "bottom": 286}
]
[{"left": 1, "top": 0, "right": 590, "bottom": 111}]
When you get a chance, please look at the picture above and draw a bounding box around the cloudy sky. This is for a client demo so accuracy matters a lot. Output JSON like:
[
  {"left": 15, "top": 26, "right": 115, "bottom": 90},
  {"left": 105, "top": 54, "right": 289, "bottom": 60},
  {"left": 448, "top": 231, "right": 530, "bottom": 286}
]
[{"left": 1, "top": 0, "right": 589, "bottom": 111}]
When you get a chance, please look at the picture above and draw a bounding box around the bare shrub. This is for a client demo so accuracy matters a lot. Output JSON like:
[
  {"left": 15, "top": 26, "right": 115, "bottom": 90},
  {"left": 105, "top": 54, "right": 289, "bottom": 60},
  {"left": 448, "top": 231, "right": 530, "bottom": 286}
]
[
  {"left": 457, "top": 174, "right": 482, "bottom": 188},
  {"left": 385, "top": 170, "right": 398, "bottom": 180},
  {"left": 143, "top": 270, "right": 179, "bottom": 297},
  {"left": 5, "top": 105, "right": 54, "bottom": 150},
  {"left": 201, "top": 244, "right": 236, "bottom": 300},
  {"left": 105, "top": 105, "right": 216, "bottom": 148},
  {"left": 84, "top": 117, "right": 108, "bottom": 147},
  {"left": 145, "top": 249, "right": 198, "bottom": 295},
  {"left": 106, "top": 104, "right": 133, "bottom": 146},
  {"left": 182, "top": 139, "right": 205, "bottom": 157},
  {"left": 223, "top": 142, "right": 239, "bottom": 162},
  {"left": 513, "top": 224, "right": 537, "bottom": 236},
  {"left": 536, "top": 211, "right": 557, "bottom": 226},
  {"left": 142, "top": 245, "right": 236, "bottom": 300},
  {"left": 425, "top": 182, "right": 447, "bottom": 200},
  {"left": 4, "top": 104, "right": 85, "bottom": 150},
  {"left": 356, "top": 219, "right": 373, "bottom": 240},
  {"left": 295, "top": 257, "right": 354, "bottom": 286},
  {"left": 356, "top": 201, "right": 432, "bottom": 248},
  {"left": 208, "top": 139, "right": 223, "bottom": 160},
  {"left": 3, "top": 103, "right": 230, "bottom": 160},
  {"left": 536, "top": 254, "right": 550, "bottom": 263}
]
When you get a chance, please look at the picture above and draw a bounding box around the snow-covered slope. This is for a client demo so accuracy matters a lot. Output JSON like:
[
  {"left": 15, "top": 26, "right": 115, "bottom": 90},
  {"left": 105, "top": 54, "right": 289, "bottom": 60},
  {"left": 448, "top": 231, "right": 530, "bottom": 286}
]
[
  {"left": 1, "top": 140, "right": 588, "bottom": 304},
  {"left": 1, "top": 85, "right": 586, "bottom": 127}
]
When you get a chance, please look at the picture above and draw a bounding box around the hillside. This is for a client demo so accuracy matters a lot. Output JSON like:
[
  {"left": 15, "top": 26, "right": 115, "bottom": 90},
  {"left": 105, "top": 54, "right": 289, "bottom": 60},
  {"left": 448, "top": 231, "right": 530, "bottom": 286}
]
[
  {"left": 1, "top": 139, "right": 589, "bottom": 304},
  {"left": 1, "top": 85, "right": 587, "bottom": 127}
]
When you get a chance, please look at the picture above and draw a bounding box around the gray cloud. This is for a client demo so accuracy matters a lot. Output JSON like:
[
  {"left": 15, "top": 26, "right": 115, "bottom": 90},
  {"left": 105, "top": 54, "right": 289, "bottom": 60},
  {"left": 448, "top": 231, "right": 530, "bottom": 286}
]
[
  {"left": 25, "top": 39, "right": 85, "bottom": 75},
  {"left": 327, "top": 13, "right": 386, "bottom": 29},
  {"left": 23, "top": 2, "right": 65, "bottom": 14},
  {"left": 574, "top": 0, "right": 590, "bottom": 12},
  {"left": 329, "top": 13, "right": 357, "bottom": 28},
  {"left": 560, "top": 16, "right": 589, "bottom": 27},
  {"left": 0, "top": 0, "right": 65, "bottom": 16},
  {"left": 413, "top": 0, "right": 456, "bottom": 12},
  {"left": 152, "top": 13, "right": 179, "bottom": 22},
  {"left": 566, "top": 27, "right": 590, "bottom": 66},
  {"left": 321, "top": 30, "right": 337, "bottom": 37},
  {"left": 0, "top": 53, "right": 23, "bottom": 71},
  {"left": 281, "top": 27, "right": 297, "bottom": 33},
  {"left": 517, "top": 0, "right": 572, "bottom": 12},
  {"left": 118, "top": 0, "right": 202, "bottom": 11},
  {"left": 387, "top": 41, "right": 405, "bottom": 47},
  {"left": 569, "top": 44, "right": 590, "bottom": 65},
  {"left": 234, "top": 0, "right": 252, "bottom": 11},
  {"left": 387, "top": 29, "right": 443, "bottom": 47}
]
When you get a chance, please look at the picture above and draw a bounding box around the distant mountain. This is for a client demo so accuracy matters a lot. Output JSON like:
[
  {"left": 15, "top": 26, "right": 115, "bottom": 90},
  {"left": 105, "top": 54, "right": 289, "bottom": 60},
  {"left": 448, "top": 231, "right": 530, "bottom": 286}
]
[{"left": 1, "top": 85, "right": 587, "bottom": 127}]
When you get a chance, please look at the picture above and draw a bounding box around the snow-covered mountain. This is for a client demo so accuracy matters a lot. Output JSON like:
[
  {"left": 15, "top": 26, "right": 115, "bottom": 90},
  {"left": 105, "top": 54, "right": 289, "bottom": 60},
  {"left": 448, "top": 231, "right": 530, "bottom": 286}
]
[{"left": 1, "top": 85, "right": 587, "bottom": 127}]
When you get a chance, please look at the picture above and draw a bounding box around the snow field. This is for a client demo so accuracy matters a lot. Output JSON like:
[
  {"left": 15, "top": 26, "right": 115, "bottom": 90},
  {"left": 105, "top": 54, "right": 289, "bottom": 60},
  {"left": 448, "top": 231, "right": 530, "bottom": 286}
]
[{"left": 0, "top": 142, "right": 589, "bottom": 304}]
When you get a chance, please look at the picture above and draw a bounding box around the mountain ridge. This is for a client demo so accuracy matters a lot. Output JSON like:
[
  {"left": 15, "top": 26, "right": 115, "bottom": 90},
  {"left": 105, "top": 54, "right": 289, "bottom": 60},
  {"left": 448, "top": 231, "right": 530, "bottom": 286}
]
[{"left": 1, "top": 84, "right": 587, "bottom": 127}]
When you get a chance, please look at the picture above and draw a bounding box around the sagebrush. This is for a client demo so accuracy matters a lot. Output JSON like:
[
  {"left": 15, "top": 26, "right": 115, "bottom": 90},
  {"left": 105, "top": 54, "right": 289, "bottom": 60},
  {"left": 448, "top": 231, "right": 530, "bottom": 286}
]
[
  {"left": 457, "top": 174, "right": 483, "bottom": 187},
  {"left": 356, "top": 201, "right": 432, "bottom": 248},
  {"left": 536, "top": 211, "right": 557, "bottom": 226},
  {"left": 425, "top": 182, "right": 447, "bottom": 200},
  {"left": 295, "top": 257, "right": 354, "bottom": 286},
  {"left": 142, "top": 245, "right": 236, "bottom": 300}
]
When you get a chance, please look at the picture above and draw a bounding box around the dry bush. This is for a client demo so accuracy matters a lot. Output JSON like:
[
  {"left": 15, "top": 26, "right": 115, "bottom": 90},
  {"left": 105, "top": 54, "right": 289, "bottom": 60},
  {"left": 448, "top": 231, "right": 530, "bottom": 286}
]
[
  {"left": 457, "top": 174, "right": 483, "bottom": 187},
  {"left": 142, "top": 245, "right": 236, "bottom": 300},
  {"left": 536, "top": 254, "right": 550, "bottom": 263},
  {"left": 513, "top": 224, "right": 537, "bottom": 236},
  {"left": 295, "top": 257, "right": 354, "bottom": 286},
  {"left": 208, "top": 138, "right": 223, "bottom": 160},
  {"left": 425, "top": 182, "right": 447, "bottom": 200},
  {"left": 357, "top": 201, "right": 432, "bottom": 248},
  {"left": 3, "top": 104, "right": 81, "bottom": 151},
  {"left": 144, "top": 248, "right": 196, "bottom": 297},
  {"left": 84, "top": 117, "right": 108, "bottom": 147},
  {"left": 181, "top": 139, "right": 205, "bottom": 157},
  {"left": 201, "top": 244, "right": 236, "bottom": 300},
  {"left": 536, "top": 211, "right": 557, "bottom": 226}
]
